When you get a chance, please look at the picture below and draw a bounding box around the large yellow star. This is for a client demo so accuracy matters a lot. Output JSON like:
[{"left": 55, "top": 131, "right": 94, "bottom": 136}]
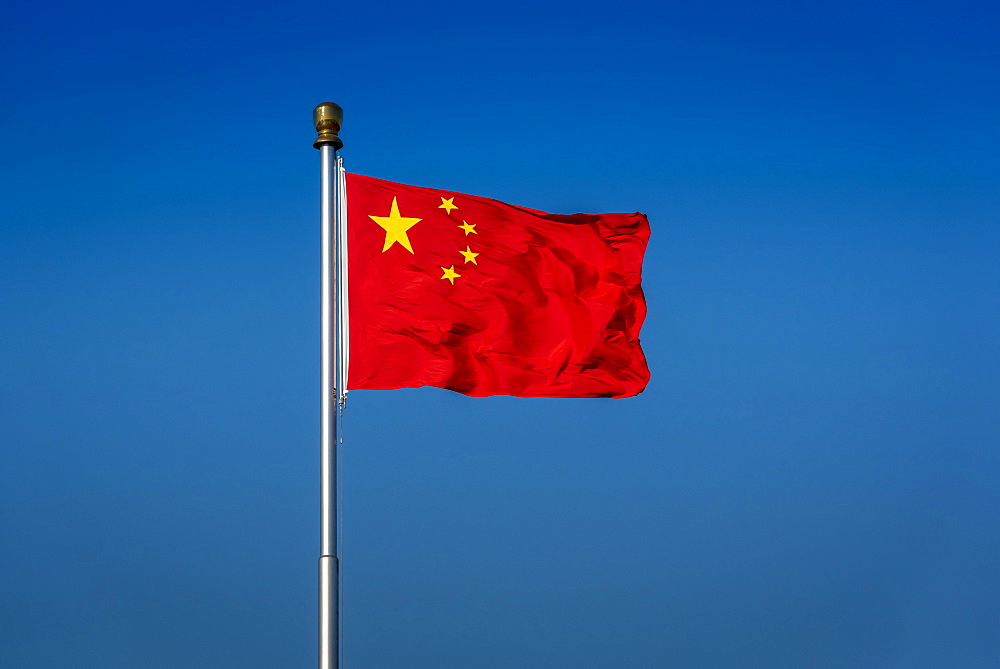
[
  {"left": 459, "top": 246, "right": 479, "bottom": 265},
  {"left": 440, "top": 265, "right": 461, "bottom": 285},
  {"left": 438, "top": 197, "right": 458, "bottom": 215},
  {"left": 458, "top": 220, "right": 477, "bottom": 236},
  {"left": 369, "top": 197, "right": 422, "bottom": 253}
]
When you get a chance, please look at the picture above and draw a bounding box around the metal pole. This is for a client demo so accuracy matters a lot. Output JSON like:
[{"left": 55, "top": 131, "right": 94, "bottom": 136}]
[{"left": 314, "top": 102, "right": 344, "bottom": 669}]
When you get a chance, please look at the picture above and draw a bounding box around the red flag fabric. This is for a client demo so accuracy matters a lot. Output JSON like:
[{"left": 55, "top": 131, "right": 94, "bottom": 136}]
[{"left": 346, "top": 173, "right": 650, "bottom": 398}]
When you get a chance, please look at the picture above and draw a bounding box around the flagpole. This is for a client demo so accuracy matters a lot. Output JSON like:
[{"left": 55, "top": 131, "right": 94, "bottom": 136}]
[{"left": 314, "top": 102, "right": 344, "bottom": 669}]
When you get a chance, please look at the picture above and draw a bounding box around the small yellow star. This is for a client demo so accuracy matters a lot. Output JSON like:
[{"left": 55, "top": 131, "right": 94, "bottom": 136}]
[
  {"left": 368, "top": 197, "right": 422, "bottom": 254},
  {"left": 438, "top": 197, "right": 458, "bottom": 215},
  {"left": 440, "top": 265, "right": 461, "bottom": 285},
  {"left": 458, "top": 220, "right": 477, "bottom": 236},
  {"left": 459, "top": 246, "right": 479, "bottom": 265}
]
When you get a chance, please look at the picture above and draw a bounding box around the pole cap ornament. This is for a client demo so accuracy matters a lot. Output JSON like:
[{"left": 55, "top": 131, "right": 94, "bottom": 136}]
[{"left": 313, "top": 102, "right": 344, "bottom": 150}]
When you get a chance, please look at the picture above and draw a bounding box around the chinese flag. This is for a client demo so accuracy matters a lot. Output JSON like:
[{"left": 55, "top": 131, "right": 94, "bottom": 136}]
[{"left": 346, "top": 173, "right": 650, "bottom": 398}]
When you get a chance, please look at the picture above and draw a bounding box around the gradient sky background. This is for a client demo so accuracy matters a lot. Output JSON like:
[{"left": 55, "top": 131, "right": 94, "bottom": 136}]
[{"left": 2, "top": 1, "right": 998, "bottom": 667}]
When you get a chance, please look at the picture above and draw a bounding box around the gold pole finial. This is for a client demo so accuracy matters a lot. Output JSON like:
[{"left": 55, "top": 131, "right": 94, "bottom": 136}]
[{"left": 313, "top": 102, "right": 344, "bottom": 150}]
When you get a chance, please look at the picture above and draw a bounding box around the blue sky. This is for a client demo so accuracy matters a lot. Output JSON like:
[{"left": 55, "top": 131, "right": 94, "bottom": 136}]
[{"left": 1, "top": 1, "right": 998, "bottom": 667}]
